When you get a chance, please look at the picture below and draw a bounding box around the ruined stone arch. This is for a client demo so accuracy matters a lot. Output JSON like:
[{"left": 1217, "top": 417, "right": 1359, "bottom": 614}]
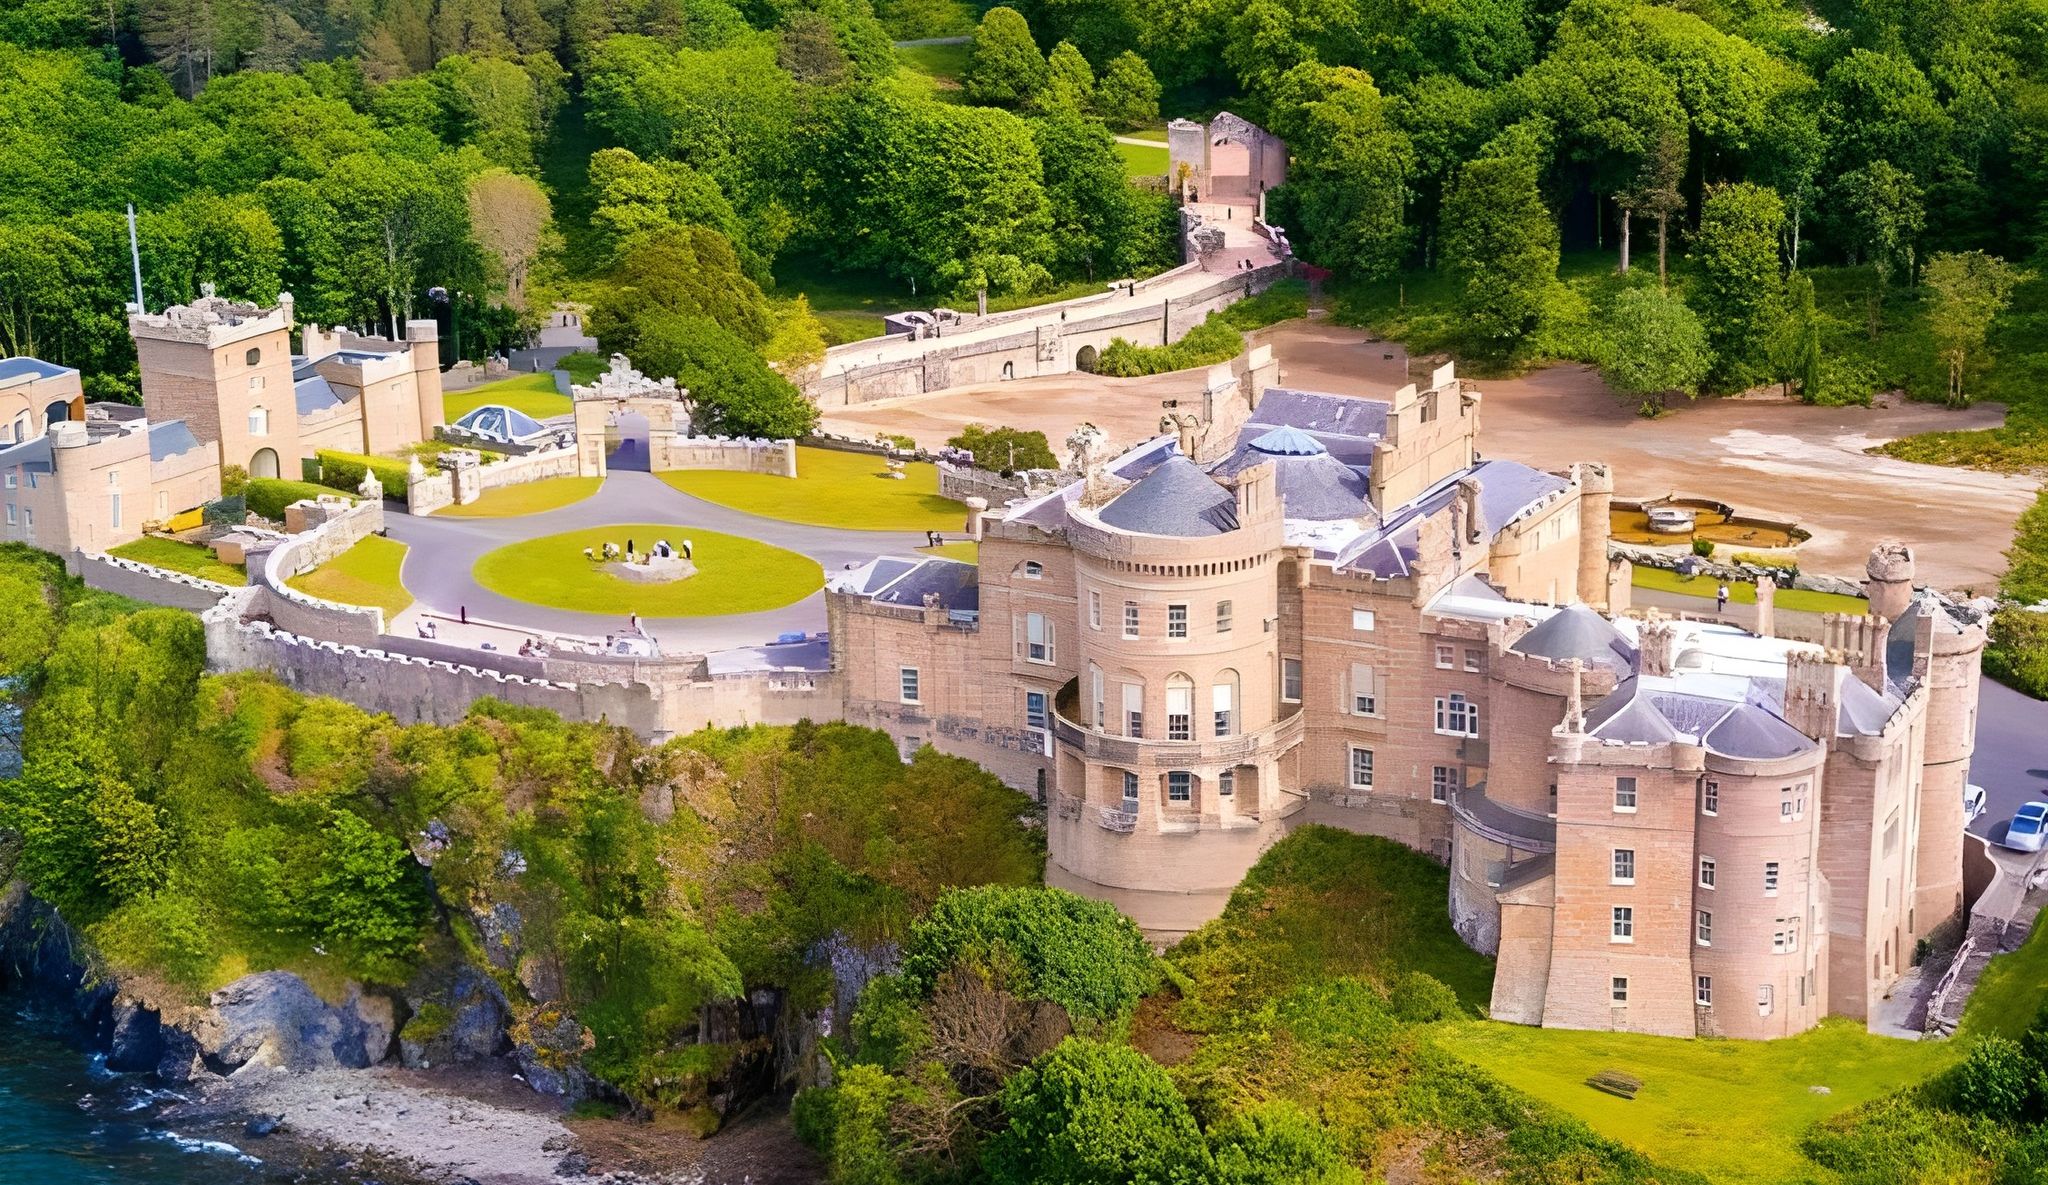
[{"left": 1075, "top": 344, "right": 1100, "bottom": 373}]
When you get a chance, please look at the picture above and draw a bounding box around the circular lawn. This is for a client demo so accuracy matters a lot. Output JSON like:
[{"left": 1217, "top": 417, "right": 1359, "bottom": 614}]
[{"left": 472, "top": 523, "right": 822, "bottom": 616}]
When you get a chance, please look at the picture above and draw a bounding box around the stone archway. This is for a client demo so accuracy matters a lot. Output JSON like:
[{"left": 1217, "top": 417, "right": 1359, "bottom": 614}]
[
  {"left": 42, "top": 401, "right": 69, "bottom": 429},
  {"left": 1075, "top": 345, "right": 1100, "bottom": 374},
  {"left": 570, "top": 354, "right": 692, "bottom": 478},
  {"left": 610, "top": 411, "right": 651, "bottom": 471},
  {"left": 250, "top": 447, "right": 280, "bottom": 480}
]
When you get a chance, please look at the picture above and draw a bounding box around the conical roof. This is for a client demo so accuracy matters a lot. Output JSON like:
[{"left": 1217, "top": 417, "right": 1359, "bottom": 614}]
[
  {"left": 1248, "top": 425, "right": 1328, "bottom": 456},
  {"left": 1099, "top": 455, "right": 1239, "bottom": 537},
  {"left": 1511, "top": 604, "right": 1635, "bottom": 671}
]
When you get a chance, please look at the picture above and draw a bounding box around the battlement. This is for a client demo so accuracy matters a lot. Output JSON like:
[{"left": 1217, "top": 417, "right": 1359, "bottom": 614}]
[{"left": 129, "top": 289, "right": 294, "bottom": 348}]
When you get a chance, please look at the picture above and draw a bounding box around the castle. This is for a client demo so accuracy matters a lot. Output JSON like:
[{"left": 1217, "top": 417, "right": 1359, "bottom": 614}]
[
  {"left": 0, "top": 291, "right": 442, "bottom": 553},
  {"left": 827, "top": 354, "right": 1984, "bottom": 1040}
]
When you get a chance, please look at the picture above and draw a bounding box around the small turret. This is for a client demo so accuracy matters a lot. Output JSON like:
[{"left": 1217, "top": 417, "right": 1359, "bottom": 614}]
[{"left": 1865, "top": 541, "right": 1914, "bottom": 624}]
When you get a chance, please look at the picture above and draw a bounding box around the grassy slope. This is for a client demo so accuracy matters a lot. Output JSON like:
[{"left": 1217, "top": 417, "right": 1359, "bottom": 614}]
[
  {"left": 1438, "top": 1018, "right": 1956, "bottom": 1185},
  {"left": 443, "top": 372, "right": 573, "bottom": 422},
  {"left": 1116, "top": 140, "right": 1169, "bottom": 177},
  {"left": 286, "top": 535, "right": 412, "bottom": 619},
  {"left": 1959, "top": 919, "right": 2048, "bottom": 1041},
  {"left": 1632, "top": 565, "right": 1870, "bottom": 614},
  {"left": 658, "top": 445, "right": 967, "bottom": 532},
  {"left": 434, "top": 475, "right": 602, "bottom": 518},
  {"left": 108, "top": 537, "right": 245, "bottom": 584},
  {"left": 472, "top": 523, "right": 822, "bottom": 615}
]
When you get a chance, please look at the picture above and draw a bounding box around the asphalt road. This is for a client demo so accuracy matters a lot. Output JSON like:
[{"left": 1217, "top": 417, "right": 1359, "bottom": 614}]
[{"left": 1970, "top": 678, "right": 2048, "bottom": 846}]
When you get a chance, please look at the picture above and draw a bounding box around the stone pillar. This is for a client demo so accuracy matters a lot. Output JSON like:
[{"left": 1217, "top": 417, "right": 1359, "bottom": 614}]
[
  {"left": 964, "top": 497, "right": 989, "bottom": 540},
  {"left": 1865, "top": 541, "right": 1914, "bottom": 623},
  {"left": 1755, "top": 575, "right": 1776, "bottom": 638},
  {"left": 406, "top": 319, "right": 445, "bottom": 441}
]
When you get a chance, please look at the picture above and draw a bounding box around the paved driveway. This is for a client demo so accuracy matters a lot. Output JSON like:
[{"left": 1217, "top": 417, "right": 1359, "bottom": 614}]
[
  {"left": 1971, "top": 679, "right": 2048, "bottom": 844},
  {"left": 383, "top": 470, "right": 932, "bottom": 653}
]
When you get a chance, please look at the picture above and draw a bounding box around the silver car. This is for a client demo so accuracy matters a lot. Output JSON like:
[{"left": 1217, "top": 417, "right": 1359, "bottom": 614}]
[
  {"left": 1965, "top": 784, "right": 1987, "bottom": 824},
  {"left": 2005, "top": 802, "right": 2048, "bottom": 852}
]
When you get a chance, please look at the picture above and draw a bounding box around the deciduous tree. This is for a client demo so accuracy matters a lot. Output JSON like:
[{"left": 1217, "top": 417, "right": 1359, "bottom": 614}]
[
  {"left": 1690, "top": 181, "right": 1785, "bottom": 388},
  {"left": 1924, "top": 250, "right": 2023, "bottom": 406},
  {"left": 963, "top": 6, "right": 1046, "bottom": 108}
]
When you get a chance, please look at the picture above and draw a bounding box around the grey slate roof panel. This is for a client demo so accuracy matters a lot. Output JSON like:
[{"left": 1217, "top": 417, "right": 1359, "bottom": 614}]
[
  {"left": 1703, "top": 702, "right": 1814, "bottom": 759},
  {"left": 148, "top": 420, "right": 202, "bottom": 462},
  {"left": 295, "top": 374, "right": 345, "bottom": 415},
  {"left": 0, "top": 357, "right": 72, "bottom": 383},
  {"left": 1837, "top": 671, "right": 1902, "bottom": 736},
  {"left": 0, "top": 434, "right": 53, "bottom": 475},
  {"left": 1098, "top": 454, "right": 1239, "bottom": 537},
  {"left": 1511, "top": 603, "right": 1636, "bottom": 670},
  {"left": 875, "top": 558, "right": 981, "bottom": 612}
]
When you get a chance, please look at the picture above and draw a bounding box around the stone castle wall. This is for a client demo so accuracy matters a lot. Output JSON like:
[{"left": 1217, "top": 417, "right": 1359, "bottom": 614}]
[{"left": 72, "top": 550, "right": 236, "bottom": 612}]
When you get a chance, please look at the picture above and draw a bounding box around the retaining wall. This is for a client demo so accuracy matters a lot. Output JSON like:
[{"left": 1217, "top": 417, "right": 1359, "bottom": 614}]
[
  {"left": 665, "top": 437, "right": 796, "bottom": 476},
  {"left": 71, "top": 551, "right": 236, "bottom": 612},
  {"left": 937, "top": 462, "right": 1063, "bottom": 506}
]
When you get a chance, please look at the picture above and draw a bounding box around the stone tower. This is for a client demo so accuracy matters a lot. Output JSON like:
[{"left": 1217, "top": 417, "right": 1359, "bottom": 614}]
[
  {"left": 1574, "top": 462, "right": 1614, "bottom": 609},
  {"left": 130, "top": 290, "right": 297, "bottom": 479},
  {"left": 405, "top": 319, "right": 445, "bottom": 440}
]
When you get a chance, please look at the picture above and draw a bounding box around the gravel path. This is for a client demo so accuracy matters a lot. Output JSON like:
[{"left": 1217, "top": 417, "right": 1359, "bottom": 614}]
[{"left": 384, "top": 469, "right": 931, "bottom": 652}]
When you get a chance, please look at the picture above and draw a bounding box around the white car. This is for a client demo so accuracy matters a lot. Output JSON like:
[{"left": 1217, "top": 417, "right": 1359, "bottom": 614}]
[
  {"left": 2005, "top": 802, "right": 2048, "bottom": 852},
  {"left": 1965, "top": 784, "right": 1988, "bottom": 824}
]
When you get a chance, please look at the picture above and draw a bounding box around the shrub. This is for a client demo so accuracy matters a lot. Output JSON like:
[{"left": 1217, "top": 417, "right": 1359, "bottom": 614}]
[
  {"left": 90, "top": 892, "right": 221, "bottom": 990},
  {"left": 900, "top": 885, "right": 1158, "bottom": 1025},
  {"left": 1807, "top": 354, "right": 1880, "bottom": 407},
  {"left": 794, "top": 1065, "right": 913, "bottom": 1185},
  {"left": 1691, "top": 537, "right": 1716, "bottom": 557},
  {"left": 316, "top": 450, "right": 411, "bottom": 499},
  {"left": 220, "top": 463, "right": 249, "bottom": 497},
  {"left": 1209, "top": 1100, "right": 1364, "bottom": 1185},
  {"left": 1388, "top": 970, "right": 1463, "bottom": 1023},
  {"left": 1097, "top": 315, "right": 1244, "bottom": 377},
  {"left": 1947, "top": 1035, "right": 2036, "bottom": 1120},
  {"left": 245, "top": 478, "right": 349, "bottom": 522},
  {"left": 985, "top": 1038, "right": 1212, "bottom": 1185},
  {"left": 948, "top": 424, "right": 1056, "bottom": 472}
]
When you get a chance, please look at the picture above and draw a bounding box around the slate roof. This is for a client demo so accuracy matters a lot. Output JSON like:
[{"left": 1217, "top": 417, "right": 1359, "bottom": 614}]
[
  {"left": 148, "top": 420, "right": 202, "bottom": 462},
  {"left": 1334, "top": 460, "right": 1569, "bottom": 578},
  {"left": 453, "top": 404, "right": 550, "bottom": 442},
  {"left": 871, "top": 557, "right": 981, "bottom": 614},
  {"left": 0, "top": 433, "right": 52, "bottom": 475},
  {"left": 1209, "top": 424, "right": 1373, "bottom": 522},
  {"left": 1582, "top": 674, "right": 1817, "bottom": 760},
  {"left": 1511, "top": 603, "right": 1636, "bottom": 671},
  {"left": 1243, "top": 388, "right": 1389, "bottom": 465},
  {"left": 0, "top": 357, "right": 72, "bottom": 384},
  {"left": 295, "top": 373, "right": 344, "bottom": 415},
  {"left": 705, "top": 636, "right": 830, "bottom": 675},
  {"left": 1838, "top": 673, "right": 1903, "bottom": 736},
  {"left": 1703, "top": 703, "right": 1812, "bottom": 760},
  {"left": 1099, "top": 454, "right": 1240, "bottom": 537}
]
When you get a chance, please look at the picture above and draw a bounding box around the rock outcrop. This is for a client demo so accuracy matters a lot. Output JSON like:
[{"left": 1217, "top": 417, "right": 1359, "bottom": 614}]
[{"left": 202, "top": 972, "right": 399, "bottom": 1072}]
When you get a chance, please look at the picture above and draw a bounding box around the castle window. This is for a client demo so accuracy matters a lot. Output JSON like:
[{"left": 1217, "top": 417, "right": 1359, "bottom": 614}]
[
  {"left": 1764, "top": 861, "right": 1780, "bottom": 895},
  {"left": 1350, "top": 664, "right": 1377, "bottom": 716},
  {"left": 1166, "top": 677, "right": 1193, "bottom": 740},
  {"left": 1348, "top": 746, "right": 1374, "bottom": 790},
  {"left": 1021, "top": 561, "right": 1043, "bottom": 579},
  {"left": 1702, "top": 779, "right": 1719, "bottom": 816},
  {"left": 899, "top": 667, "right": 921, "bottom": 704},
  {"left": 1122, "top": 771, "right": 1139, "bottom": 808},
  {"left": 1432, "top": 766, "right": 1459, "bottom": 803},
  {"left": 109, "top": 491, "right": 121, "bottom": 529},
  {"left": 6, "top": 504, "right": 14, "bottom": 526},
  {"left": 1217, "top": 769, "right": 1234, "bottom": 797},
  {"left": 5, "top": 471, "right": 15, "bottom": 490},
  {"left": 1216, "top": 600, "right": 1233, "bottom": 633},
  {"left": 245, "top": 347, "right": 261, "bottom": 366},
  {"left": 1123, "top": 601, "right": 1139, "bottom": 638},
  {"left": 1464, "top": 648, "right": 1482, "bottom": 672},
  {"left": 1435, "top": 644, "right": 1455, "bottom": 669},
  {"left": 1757, "top": 984, "right": 1774, "bottom": 1016},
  {"left": 1123, "top": 683, "right": 1144, "bottom": 738},
  {"left": 1025, "top": 612, "right": 1052, "bottom": 663},
  {"left": 1088, "top": 590, "right": 1101, "bottom": 630},
  {"left": 1025, "top": 691, "right": 1048, "bottom": 731},
  {"left": 1611, "top": 977, "right": 1628, "bottom": 1004},
  {"left": 1611, "top": 906, "right": 1634, "bottom": 942},
  {"left": 248, "top": 374, "right": 265, "bottom": 392},
  {"left": 1352, "top": 608, "right": 1375, "bottom": 632},
  {"left": 1699, "top": 856, "right": 1716, "bottom": 889},
  {"left": 248, "top": 406, "right": 269, "bottom": 437},
  {"left": 1168, "top": 771, "right": 1192, "bottom": 802},
  {"left": 1696, "top": 976, "right": 1713, "bottom": 1007},
  {"left": 1433, "top": 693, "right": 1478, "bottom": 737},
  {"left": 1211, "top": 679, "right": 1235, "bottom": 737},
  {"left": 1697, "top": 910, "right": 1713, "bottom": 946},
  {"left": 1612, "top": 849, "right": 1635, "bottom": 884},
  {"left": 1090, "top": 666, "right": 1104, "bottom": 728},
  {"left": 1613, "top": 776, "right": 1638, "bottom": 812},
  {"left": 1167, "top": 603, "right": 1188, "bottom": 639},
  {"left": 1281, "top": 658, "right": 1301, "bottom": 702}
]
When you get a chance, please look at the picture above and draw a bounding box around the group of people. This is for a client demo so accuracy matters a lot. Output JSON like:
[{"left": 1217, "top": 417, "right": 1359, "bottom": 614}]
[{"left": 586, "top": 537, "right": 695, "bottom": 563}]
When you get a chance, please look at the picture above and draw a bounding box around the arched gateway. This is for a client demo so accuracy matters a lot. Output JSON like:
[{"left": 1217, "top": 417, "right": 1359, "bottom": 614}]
[{"left": 571, "top": 354, "right": 692, "bottom": 478}]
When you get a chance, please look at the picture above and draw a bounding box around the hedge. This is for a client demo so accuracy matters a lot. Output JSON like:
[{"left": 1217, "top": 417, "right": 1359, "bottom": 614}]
[
  {"left": 317, "top": 450, "right": 411, "bottom": 500},
  {"left": 245, "top": 478, "right": 349, "bottom": 522}
]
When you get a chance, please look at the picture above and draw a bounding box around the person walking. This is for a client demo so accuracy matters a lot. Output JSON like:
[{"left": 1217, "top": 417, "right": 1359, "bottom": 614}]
[
  {"left": 683, "top": 539, "right": 693, "bottom": 561},
  {"left": 1715, "top": 583, "right": 1729, "bottom": 615}
]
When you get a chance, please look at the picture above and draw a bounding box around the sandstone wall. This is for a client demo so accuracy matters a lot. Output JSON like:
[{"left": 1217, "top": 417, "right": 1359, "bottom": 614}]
[{"left": 71, "top": 550, "right": 235, "bottom": 612}]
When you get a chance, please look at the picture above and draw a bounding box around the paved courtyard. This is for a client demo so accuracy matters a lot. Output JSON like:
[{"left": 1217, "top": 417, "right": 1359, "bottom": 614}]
[{"left": 822, "top": 318, "right": 2038, "bottom": 590}]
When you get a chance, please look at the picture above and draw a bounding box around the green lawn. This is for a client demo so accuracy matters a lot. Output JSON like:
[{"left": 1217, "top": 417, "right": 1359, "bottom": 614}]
[
  {"left": 776, "top": 253, "right": 1148, "bottom": 346},
  {"left": 435, "top": 476, "right": 602, "bottom": 518},
  {"left": 920, "top": 540, "right": 978, "bottom": 562},
  {"left": 1959, "top": 917, "right": 2048, "bottom": 1041},
  {"left": 1437, "top": 1018, "right": 1958, "bottom": 1185},
  {"left": 659, "top": 446, "right": 968, "bottom": 532},
  {"left": 1116, "top": 140, "right": 1169, "bottom": 177},
  {"left": 1631, "top": 564, "right": 1869, "bottom": 615},
  {"left": 472, "top": 524, "right": 822, "bottom": 616},
  {"left": 443, "top": 372, "right": 572, "bottom": 422},
  {"left": 559, "top": 351, "right": 607, "bottom": 384},
  {"left": 108, "top": 536, "right": 245, "bottom": 584},
  {"left": 286, "top": 535, "right": 412, "bottom": 620}
]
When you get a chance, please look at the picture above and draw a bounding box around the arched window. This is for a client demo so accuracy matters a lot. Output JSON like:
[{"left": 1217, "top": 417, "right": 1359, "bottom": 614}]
[
  {"left": 1212, "top": 669, "right": 1239, "bottom": 738},
  {"left": 245, "top": 347, "right": 261, "bottom": 366},
  {"left": 1017, "top": 560, "right": 1044, "bottom": 579},
  {"left": 10, "top": 413, "right": 26, "bottom": 443},
  {"left": 248, "top": 405, "right": 269, "bottom": 436},
  {"left": 1166, "top": 673, "right": 1193, "bottom": 741}
]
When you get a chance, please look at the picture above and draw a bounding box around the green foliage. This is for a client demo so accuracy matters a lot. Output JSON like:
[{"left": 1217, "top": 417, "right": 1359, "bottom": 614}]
[
  {"left": 316, "top": 451, "right": 409, "bottom": 501},
  {"left": 1925, "top": 251, "right": 2026, "bottom": 405},
  {"left": 245, "top": 478, "right": 351, "bottom": 522},
  {"left": 1439, "top": 137, "right": 1556, "bottom": 352},
  {"left": 309, "top": 808, "right": 431, "bottom": 974},
  {"left": 899, "top": 885, "right": 1158, "bottom": 1025},
  {"left": 1098, "top": 312, "right": 1243, "bottom": 376},
  {"left": 1271, "top": 63, "right": 1412, "bottom": 281},
  {"left": 1690, "top": 182, "right": 1786, "bottom": 389},
  {"left": 2003, "top": 493, "right": 2048, "bottom": 605},
  {"left": 1208, "top": 1100, "right": 1364, "bottom": 1185},
  {"left": 1040, "top": 41, "right": 1093, "bottom": 113},
  {"left": 1094, "top": 51, "right": 1160, "bottom": 128},
  {"left": 1031, "top": 114, "right": 1177, "bottom": 280},
  {"left": 1947, "top": 1036, "right": 2037, "bottom": 1121},
  {"left": 796, "top": 1064, "right": 915, "bottom": 1185},
  {"left": 589, "top": 225, "right": 773, "bottom": 356},
  {"left": 1986, "top": 607, "right": 2048, "bottom": 699},
  {"left": 633, "top": 313, "right": 819, "bottom": 440},
  {"left": 947, "top": 424, "right": 1057, "bottom": 471},
  {"left": 963, "top": 7, "right": 1046, "bottom": 107},
  {"left": 1596, "top": 285, "right": 1712, "bottom": 405},
  {"left": 1691, "top": 536, "right": 1717, "bottom": 557},
  {"left": 985, "top": 1038, "right": 1214, "bottom": 1185}
]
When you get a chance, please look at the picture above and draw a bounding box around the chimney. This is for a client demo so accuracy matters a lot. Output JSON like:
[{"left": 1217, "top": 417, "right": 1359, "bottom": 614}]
[
  {"left": 1638, "top": 614, "right": 1679, "bottom": 677},
  {"left": 1755, "top": 575, "right": 1776, "bottom": 638},
  {"left": 1782, "top": 651, "right": 1840, "bottom": 742},
  {"left": 1865, "top": 541, "right": 1914, "bottom": 624}
]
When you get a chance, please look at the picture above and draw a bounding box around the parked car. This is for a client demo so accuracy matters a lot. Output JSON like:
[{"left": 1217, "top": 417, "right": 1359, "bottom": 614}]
[
  {"left": 2005, "top": 801, "right": 2048, "bottom": 852},
  {"left": 1965, "top": 784, "right": 1988, "bottom": 824}
]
